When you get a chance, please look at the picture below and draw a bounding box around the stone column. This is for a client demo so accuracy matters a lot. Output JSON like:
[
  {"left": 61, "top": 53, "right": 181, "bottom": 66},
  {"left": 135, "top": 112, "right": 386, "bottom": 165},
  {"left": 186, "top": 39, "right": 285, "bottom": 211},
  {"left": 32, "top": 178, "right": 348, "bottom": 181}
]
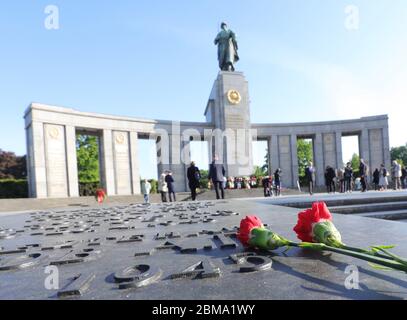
[
  {"left": 322, "top": 133, "right": 336, "bottom": 168},
  {"left": 382, "top": 125, "right": 391, "bottom": 170},
  {"left": 314, "top": 133, "right": 324, "bottom": 187},
  {"left": 291, "top": 134, "right": 299, "bottom": 188},
  {"left": 359, "top": 129, "right": 371, "bottom": 181},
  {"left": 269, "top": 135, "right": 279, "bottom": 175},
  {"left": 26, "top": 121, "right": 47, "bottom": 198},
  {"left": 112, "top": 131, "right": 132, "bottom": 195},
  {"left": 277, "top": 135, "right": 293, "bottom": 188},
  {"left": 44, "top": 124, "right": 68, "bottom": 198},
  {"left": 204, "top": 71, "right": 253, "bottom": 177},
  {"left": 369, "top": 128, "right": 385, "bottom": 173},
  {"left": 359, "top": 129, "right": 370, "bottom": 164},
  {"left": 169, "top": 133, "right": 188, "bottom": 193},
  {"left": 335, "top": 131, "right": 343, "bottom": 168},
  {"left": 129, "top": 132, "right": 141, "bottom": 195},
  {"left": 181, "top": 139, "right": 191, "bottom": 191},
  {"left": 65, "top": 125, "right": 79, "bottom": 197},
  {"left": 100, "top": 129, "right": 116, "bottom": 196}
]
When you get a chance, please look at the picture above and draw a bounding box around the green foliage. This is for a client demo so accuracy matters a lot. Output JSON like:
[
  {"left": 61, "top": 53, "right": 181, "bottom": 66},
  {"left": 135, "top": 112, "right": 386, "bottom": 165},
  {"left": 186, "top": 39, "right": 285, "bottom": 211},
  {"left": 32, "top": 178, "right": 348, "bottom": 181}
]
[
  {"left": 79, "top": 181, "right": 100, "bottom": 196},
  {"left": 76, "top": 135, "right": 100, "bottom": 182},
  {"left": 199, "top": 169, "right": 209, "bottom": 189},
  {"left": 261, "top": 150, "right": 269, "bottom": 173},
  {"left": 350, "top": 153, "right": 360, "bottom": 177},
  {"left": 0, "top": 179, "right": 28, "bottom": 198},
  {"left": 0, "top": 149, "right": 27, "bottom": 179},
  {"left": 391, "top": 145, "right": 407, "bottom": 167},
  {"left": 253, "top": 165, "right": 267, "bottom": 178},
  {"left": 297, "top": 139, "right": 313, "bottom": 185},
  {"left": 140, "top": 179, "right": 158, "bottom": 194},
  {"left": 149, "top": 179, "right": 158, "bottom": 194}
]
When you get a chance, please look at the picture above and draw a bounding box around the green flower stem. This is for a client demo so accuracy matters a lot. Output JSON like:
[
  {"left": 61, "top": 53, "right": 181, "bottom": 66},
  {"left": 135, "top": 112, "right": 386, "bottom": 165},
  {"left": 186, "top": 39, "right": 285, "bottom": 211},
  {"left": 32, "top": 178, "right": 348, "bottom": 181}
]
[
  {"left": 339, "top": 244, "right": 399, "bottom": 261},
  {"left": 372, "top": 247, "right": 407, "bottom": 266},
  {"left": 300, "top": 242, "right": 407, "bottom": 273}
]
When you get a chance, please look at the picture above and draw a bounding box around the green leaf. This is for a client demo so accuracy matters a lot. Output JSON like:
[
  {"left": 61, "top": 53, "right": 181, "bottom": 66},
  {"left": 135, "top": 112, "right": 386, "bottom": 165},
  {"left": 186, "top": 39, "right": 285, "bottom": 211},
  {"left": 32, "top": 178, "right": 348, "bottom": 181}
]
[
  {"left": 371, "top": 245, "right": 396, "bottom": 250},
  {"left": 367, "top": 262, "right": 394, "bottom": 271}
]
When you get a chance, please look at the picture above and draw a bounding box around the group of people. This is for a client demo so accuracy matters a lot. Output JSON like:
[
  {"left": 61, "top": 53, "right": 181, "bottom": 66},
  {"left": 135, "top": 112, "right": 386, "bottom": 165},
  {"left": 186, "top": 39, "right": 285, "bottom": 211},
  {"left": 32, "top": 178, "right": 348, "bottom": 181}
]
[
  {"left": 304, "top": 159, "right": 407, "bottom": 195},
  {"left": 261, "top": 169, "right": 282, "bottom": 197},
  {"left": 225, "top": 176, "right": 257, "bottom": 190},
  {"left": 141, "top": 157, "right": 407, "bottom": 203},
  {"left": 141, "top": 155, "right": 227, "bottom": 203},
  {"left": 141, "top": 171, "right": 177, "bottom": 204},
  {"left": 372, "top": 160, "right": 407, "bottom": 191},
  {"left": 303, "top": 159, "right": 370, "bottom": 194}
]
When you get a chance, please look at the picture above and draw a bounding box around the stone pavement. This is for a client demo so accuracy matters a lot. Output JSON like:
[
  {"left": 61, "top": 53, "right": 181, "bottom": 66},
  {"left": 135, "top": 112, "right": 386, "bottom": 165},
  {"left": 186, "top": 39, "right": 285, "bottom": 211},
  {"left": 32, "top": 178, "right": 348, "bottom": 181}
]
[
  {"left": 0, "top": 196, "right": 407, "bottom": 300},
  {"left": 0, "top": 188, "right": 302, "bottom": 213}
]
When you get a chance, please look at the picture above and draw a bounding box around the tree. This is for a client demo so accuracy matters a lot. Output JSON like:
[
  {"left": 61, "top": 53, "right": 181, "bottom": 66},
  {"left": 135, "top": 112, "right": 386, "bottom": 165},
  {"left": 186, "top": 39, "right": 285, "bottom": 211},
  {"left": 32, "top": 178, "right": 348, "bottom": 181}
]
[
  {"left": 199, "top": 169, "right": 209, "bottom": 189},
  {"left": 261, "top": 151, "right": 269, "bottom": 173},
  {"left": 350, "top": 153, "right": 360, "bottom": 177},
  {"left": 253, "top": 165, "right": 267, "bottom": 178},
  {"left": 0, "top": 149, "right": 27, "bottom": 179},
  {"left": 391, "top": 144, "right": 407, "bottom": 167},
  {"left": 76, "top": 135, "right": 100, "bottom": 182},
  {"left": 297, "top": 139, "right": 313, "bottom": 185}
]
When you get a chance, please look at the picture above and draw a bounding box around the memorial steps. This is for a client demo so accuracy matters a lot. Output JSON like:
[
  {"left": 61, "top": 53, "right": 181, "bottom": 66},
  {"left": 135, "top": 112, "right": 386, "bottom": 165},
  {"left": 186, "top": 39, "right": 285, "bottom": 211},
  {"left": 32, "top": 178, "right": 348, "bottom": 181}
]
[{"left": 268, "top": 191, "right": 407, "bottom": 222}]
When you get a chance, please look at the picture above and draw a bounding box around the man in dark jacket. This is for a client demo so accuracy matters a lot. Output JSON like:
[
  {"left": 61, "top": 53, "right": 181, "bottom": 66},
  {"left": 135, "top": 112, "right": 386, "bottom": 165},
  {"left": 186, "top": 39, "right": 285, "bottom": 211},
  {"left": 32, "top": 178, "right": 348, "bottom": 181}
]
[
  {"left": 209, "top": 155, "right": 226, "bottom": 200},
  {"left": 305, "top": 161, "right": 316, "bottom": 195},
  {"left": 325, "top": 166, "right": 336, "bottom": 193},
  {"left": 187, "top": 161, "right": 201, "bottom": 201},
  {"left": 402, "top": 166, "right": 407, "bottom": 189},
  {"left": 274, "top": 169, "right": 282, "bottom": 196},
  {"left": 359, "top": 159, "right": 368, "bottom": 192},
  {"left": 344, "top": 162, "right": 353, "bottom": 192},
  {"left": 262, "top": 176, "right": 271, "bottom": 197},
  {"left": 165, "top": 171, "right": 176, "bottom": 202}
]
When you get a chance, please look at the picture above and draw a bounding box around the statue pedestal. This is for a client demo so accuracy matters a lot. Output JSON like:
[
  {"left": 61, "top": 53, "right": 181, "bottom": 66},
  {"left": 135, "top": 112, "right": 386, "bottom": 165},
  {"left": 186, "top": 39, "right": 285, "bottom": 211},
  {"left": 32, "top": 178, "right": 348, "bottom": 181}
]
[{"left": 204, "top": 71, "right": 254, "bottom": 177}]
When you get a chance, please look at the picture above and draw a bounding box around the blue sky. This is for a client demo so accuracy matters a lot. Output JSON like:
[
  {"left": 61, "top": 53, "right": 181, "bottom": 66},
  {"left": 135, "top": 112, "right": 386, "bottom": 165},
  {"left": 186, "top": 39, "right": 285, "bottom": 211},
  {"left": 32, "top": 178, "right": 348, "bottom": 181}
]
[{"left": 1, "top": 1, "right": 407, "bottom": 178}]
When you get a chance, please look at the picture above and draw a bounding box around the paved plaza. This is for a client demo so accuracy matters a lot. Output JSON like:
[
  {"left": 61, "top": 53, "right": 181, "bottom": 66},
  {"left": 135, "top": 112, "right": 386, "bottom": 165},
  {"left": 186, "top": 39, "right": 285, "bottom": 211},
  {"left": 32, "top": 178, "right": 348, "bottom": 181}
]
[{"left": 1, "top": 192, "right": 407, "bottom": 300}]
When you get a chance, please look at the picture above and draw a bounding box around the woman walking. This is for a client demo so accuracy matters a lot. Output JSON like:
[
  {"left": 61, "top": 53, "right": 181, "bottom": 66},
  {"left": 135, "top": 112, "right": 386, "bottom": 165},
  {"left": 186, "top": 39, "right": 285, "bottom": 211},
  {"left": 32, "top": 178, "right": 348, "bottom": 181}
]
[
  {"left": 379, "top": 164, "right": 389, "bottom": 191},
  {"left": 158, "top": 173, "right": 168, "bottom": 202},
  {"left": 165, "top": 171, "right": 176, "bottom": 202}
]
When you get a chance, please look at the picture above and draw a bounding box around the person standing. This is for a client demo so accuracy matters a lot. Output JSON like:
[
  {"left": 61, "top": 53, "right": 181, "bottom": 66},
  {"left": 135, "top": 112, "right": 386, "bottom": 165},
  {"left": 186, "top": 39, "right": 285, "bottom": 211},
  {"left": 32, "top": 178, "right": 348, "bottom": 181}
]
[
  {"left": 187, "top": 161, "right": 201, "bottom": 201},
  {"left": 402, "top": 166, "right": 407, "bottom": 189},
  {"left": 262, "top": 176, "right": 271, "bottom": 197},
  {"left": 141, "top": 179, "right": 151, "bottom": 204},
  {"left": 158, "top": 173, "right": 168, "bottom": 202},
  {"left": 165, "top": 171, "right": 176, "bottom": 202},
  {"left": 305, "top": 161, "right": 316, "bottom": 195},
  {"left": 337, "top": 167, "right": 345, "bottom": 193},
  {"left": 379, "top": 164, "right": 389, "bottom": 191},
  {"left": 209, "top": 155, "right": 226, "bottom": 200},
  {"left": 274, "top": 168, "right": 282, "bottom": 196},
  {"left": 359, "top": 159, "right": 368, "bottom": 192},
  {"left": 392, "top": 160, "right": 402, "bottom": 190},
  {"left": 325, "top": 166, "right": 336, "bottom": 194},
  {"left": 373, "top": 168, "right": 380, "bottom": 191},
  {"left": 344, "top": 162, "right": 353, "bottom": 193}
]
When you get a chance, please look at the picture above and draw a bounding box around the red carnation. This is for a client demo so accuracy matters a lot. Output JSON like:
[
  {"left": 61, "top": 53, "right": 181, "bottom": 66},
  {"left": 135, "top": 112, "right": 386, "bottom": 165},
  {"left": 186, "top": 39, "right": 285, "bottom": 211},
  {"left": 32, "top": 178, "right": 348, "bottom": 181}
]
[
  {"left": 237, "top": 216, "right": 264, "bottom": 246},
  {"left": 95, "top": 188, "right": 107, "bottom": 204},
  {"left": 293, "top": 202, "right": 332, "bottom": 242}
]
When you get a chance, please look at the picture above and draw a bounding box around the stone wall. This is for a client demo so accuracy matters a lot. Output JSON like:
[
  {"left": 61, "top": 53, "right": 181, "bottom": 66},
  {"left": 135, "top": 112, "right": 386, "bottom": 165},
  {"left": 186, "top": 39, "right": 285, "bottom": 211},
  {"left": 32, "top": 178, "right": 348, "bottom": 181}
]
[{"left": 24, "top": 77, "right": 390, "bottom": 198}]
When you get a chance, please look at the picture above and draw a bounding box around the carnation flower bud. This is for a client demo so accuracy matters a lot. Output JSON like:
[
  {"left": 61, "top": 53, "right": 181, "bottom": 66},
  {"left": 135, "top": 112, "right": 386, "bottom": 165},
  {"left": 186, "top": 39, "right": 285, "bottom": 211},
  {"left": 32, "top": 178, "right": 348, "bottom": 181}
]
[{"left": 312, "top": 221, "right": 343, "bottom": 247}]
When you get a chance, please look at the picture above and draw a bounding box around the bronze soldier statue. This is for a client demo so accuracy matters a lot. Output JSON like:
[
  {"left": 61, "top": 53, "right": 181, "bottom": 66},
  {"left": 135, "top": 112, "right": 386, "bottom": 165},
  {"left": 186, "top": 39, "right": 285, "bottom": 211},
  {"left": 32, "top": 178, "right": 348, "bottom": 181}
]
[{"left": 214, "top": 22, "right": 239, "bottom": 71}]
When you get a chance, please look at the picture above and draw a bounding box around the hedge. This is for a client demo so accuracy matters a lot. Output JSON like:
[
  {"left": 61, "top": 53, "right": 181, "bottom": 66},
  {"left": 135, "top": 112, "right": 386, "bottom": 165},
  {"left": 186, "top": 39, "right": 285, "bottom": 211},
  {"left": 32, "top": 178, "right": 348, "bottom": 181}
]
[
  {"left": 79, "top": 181, "right": 100, "bottom": 196},
  {"left": 0, "top": 179, "right": 28, "bottom": 199},
  {"left": 140, "top": 179, "right": 158, "bottom": 194}
]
